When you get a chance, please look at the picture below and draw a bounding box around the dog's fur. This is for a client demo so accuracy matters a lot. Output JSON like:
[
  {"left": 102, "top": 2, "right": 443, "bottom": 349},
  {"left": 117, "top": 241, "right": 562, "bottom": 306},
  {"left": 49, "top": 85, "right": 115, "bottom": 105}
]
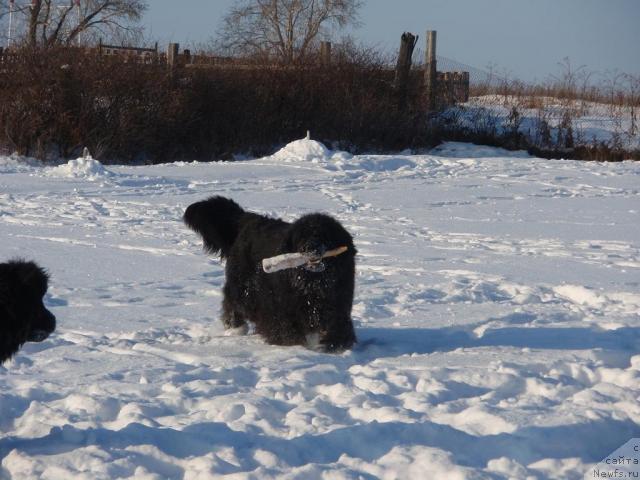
[
  {"left": 0, "top": 260, "right": 56, "bottom": 363},
  {"left": 184, "top": 196, "right": 356, "bottom": 352}
]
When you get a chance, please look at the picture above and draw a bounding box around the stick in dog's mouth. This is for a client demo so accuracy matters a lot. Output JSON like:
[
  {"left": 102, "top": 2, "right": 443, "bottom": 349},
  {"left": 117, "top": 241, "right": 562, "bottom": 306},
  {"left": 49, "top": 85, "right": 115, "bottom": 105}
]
[{"left": 262, "top": 246, "right": 348, "bottom": 273}]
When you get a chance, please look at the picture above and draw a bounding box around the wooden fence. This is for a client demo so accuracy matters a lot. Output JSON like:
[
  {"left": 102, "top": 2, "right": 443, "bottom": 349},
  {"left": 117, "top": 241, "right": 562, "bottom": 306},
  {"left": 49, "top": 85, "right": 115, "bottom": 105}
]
[
  {"left": 438, "top": 71, "right": 470, "bottom": 105},
  {"left": 424, "top": 31, "right": 470, "bottom": 109},
  {"left": 165, "top": 33, "right": 470, "bottom": 109},
  {"left": 0, "top": 31, "right": 469, "bottom": 109},
  {"left": 97, "top": 40, "right": 159, "bottom": 64}
]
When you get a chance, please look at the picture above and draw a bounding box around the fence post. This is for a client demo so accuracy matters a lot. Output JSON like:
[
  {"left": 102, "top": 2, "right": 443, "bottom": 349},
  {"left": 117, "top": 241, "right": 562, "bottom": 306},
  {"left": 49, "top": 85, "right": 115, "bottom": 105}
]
[
  {"left": 425, "top": 30, "right": 437, "bottom": 111},
  {"left": 462, "top": 71, "right": 470, "bottom": 102},
  {"left": 167, "top": 42, "right": 179, "bottom": 69},
  {"left": 394, "top": 32, "right": 418, "bottom": 107},
  {"left": 444, "top": 72, "right": 453, "bottom": 105},
  {"left": 320, "top": 41, "right": 332, "bottom": 65}
]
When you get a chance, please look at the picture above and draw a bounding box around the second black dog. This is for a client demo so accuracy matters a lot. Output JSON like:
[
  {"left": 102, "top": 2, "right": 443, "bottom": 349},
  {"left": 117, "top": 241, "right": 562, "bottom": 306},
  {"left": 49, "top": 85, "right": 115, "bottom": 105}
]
[
  {"left": 0, "top": 260, "right": 56, "bottom": 364},
  {"left": 184, "top": 196, "right": 357, "bottom": 352}
]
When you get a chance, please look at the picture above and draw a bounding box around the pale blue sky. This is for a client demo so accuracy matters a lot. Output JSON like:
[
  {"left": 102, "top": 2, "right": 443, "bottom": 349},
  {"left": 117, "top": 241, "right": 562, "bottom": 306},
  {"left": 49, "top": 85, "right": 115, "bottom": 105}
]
[{"left": 143, "top": 0, "right": 640, "bottom": 82}]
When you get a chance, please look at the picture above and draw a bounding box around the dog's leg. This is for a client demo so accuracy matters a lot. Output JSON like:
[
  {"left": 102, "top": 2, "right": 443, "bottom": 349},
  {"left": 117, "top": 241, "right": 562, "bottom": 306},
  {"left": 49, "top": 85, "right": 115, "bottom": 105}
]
[
  {"left": 221, "top": 297, "right": 248, "bottom": 336},
  {"left": 317, "top": 317, "right": 356, "bottom": 353}
]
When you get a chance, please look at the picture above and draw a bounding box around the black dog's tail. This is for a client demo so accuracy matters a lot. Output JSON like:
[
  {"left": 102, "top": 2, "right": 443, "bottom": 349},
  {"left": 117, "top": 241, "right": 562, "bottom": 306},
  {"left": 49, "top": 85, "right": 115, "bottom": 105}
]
[{"left": 183, "top": 196, "right": 245, "bottom": 258}]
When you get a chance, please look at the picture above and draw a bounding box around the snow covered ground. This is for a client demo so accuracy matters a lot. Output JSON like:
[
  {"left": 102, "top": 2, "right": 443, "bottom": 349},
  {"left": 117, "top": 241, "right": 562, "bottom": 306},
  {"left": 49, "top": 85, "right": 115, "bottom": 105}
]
[{"left": 1, "top": 140, "right": 639, "bottom": 479}]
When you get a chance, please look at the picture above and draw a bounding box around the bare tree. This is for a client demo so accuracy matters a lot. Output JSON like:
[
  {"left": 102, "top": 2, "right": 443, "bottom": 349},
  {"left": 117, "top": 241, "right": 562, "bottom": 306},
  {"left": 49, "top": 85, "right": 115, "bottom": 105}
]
[
  {"left": 0, "top": 0, "right": 146, "bottom": 48},
  {"left": 217, "top": 0, "right": 362, "bottom": 63}
]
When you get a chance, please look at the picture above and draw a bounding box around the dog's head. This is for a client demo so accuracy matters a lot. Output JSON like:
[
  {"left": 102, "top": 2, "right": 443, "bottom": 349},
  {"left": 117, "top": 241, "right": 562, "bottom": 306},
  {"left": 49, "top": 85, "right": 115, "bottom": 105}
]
[
  {"left": 284, "top": 214, "right": 356, "bottom": 273},
  {"left": 0, "top": 260, "right": 56, "bottom": 363},
  {"left": 283, "top": 214, "right": 357, "bottom": 352}
]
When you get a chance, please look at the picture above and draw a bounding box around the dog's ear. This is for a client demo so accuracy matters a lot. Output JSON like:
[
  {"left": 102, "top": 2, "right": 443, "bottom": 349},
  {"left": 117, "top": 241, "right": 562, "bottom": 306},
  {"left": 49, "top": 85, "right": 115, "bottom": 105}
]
[
  {"left": 184, "top": 196, "right": 245, "bottom": 258},
  {"left": 0, "top": 297, "right": 24, "bottom": 364},
  {"left": 282, "top": 221, "right": 307, "bottom": 254}
]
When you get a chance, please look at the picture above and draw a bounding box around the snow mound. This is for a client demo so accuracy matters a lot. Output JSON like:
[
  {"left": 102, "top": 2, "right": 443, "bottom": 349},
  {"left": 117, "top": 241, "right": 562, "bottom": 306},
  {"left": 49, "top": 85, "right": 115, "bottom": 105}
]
[
  {"left": 431, "top": 141, "right": 531, "bottom": 159},
  {"left": 0, "top": 154, "right": 41, "bottom": 173},
  {"left": 47, "top": 156, "right": 114, "bottom": 180},
  {"left": 357, "top": 157, "right": 417, "bottom": 172},
  {"left": 271, "top": 136, "right": 332, "bottom": 163},
  {"left": 268, "top": 136, "right": 420, "bottom": 176}
]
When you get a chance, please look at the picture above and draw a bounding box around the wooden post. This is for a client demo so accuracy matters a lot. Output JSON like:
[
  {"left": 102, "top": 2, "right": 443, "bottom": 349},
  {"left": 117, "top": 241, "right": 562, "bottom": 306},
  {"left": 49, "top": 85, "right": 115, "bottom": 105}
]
[
  {"left": 444, "top": 72, "right": 452, "bottom": 105},
  {"left": 462, "top": 71, "right": 470, "bottom": 102},
  {"left": 167, "top": 42, "right": 179, "bottom": 69},
  {"left": 425, "top": 30, "right": 437, "bottom": 111},
  {"left": 394, "top": 32, "right": 418, "bottom": 106},
  {"left": 320, "top": 41, "right": 332, "bottom": 65}
]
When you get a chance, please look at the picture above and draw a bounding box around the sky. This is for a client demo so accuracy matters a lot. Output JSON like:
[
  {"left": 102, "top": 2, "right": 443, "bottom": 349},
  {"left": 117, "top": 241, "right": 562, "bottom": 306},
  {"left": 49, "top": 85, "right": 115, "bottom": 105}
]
[
  {"left": 142, "top": 0, "right": 640, "bottom": 83},
  {"left": 2, "top": 0, "right": 636, "bottom": 83}
]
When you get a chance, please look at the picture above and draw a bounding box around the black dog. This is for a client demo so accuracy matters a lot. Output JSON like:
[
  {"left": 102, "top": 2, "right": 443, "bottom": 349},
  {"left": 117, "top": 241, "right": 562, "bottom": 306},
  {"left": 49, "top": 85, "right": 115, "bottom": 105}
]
[
  {"left": 184, "top": 197, "right": 356, "bottom": 352},
  {"left": 0, "top": 260, "right": 56, "bottom": 363}
]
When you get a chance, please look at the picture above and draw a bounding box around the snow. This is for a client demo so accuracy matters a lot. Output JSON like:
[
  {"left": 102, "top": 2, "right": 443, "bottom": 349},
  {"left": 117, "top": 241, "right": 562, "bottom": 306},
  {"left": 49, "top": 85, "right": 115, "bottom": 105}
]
[
  {"left": 45, "top": 156, "right": 114, "bottom": 181},
  {"left": 1, "top": 139, "right": 639, "bottom": 479},
  {"left": 270, "top": 136, "right": 333, "bottom": 163},
  {"left": 0, "top": 155, "right": 42, "bottom": 175}
]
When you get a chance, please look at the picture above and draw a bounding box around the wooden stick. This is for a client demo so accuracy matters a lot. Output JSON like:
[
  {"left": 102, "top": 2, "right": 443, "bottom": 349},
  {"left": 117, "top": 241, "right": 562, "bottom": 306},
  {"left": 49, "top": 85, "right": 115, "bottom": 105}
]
[
  {"left": 321, "top": 246, "right": 348, "bottom": 258},
  {"left": 262, "top": 246, "right": 348, "bottom": 273}
]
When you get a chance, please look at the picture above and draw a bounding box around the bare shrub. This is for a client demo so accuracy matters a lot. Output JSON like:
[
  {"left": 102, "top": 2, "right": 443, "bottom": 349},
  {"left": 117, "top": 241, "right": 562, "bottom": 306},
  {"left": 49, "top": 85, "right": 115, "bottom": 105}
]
[{"left": 0, "top": 45, "right": 429, "bottom": 162}]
